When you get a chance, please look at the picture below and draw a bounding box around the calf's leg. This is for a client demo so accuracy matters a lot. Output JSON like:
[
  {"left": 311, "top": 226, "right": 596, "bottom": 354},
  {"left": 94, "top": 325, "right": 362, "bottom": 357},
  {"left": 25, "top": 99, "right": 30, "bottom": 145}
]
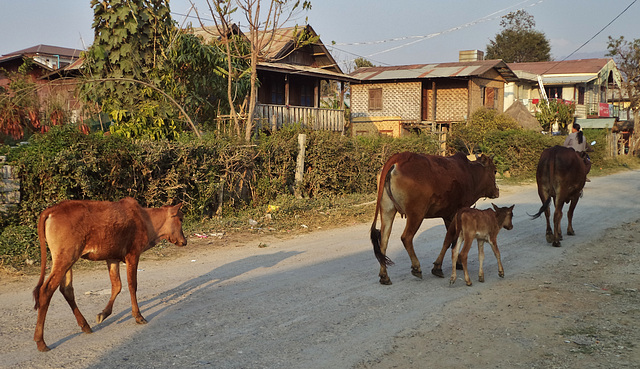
[
  {"left": 59, "top": 268, "right": 92, "bottom": 333},
  {"left": 377, "top": 206, "right": 396, "bottom": 285},
  {"left": 125, "top": 255, "right": 147, "bottom": 324},
  {"left": 97, "top": 260, "right": 122, "bottom": 324},
  {"left": 488, "top": 236, "right": 504, "bottom": 278},
  {"left": 449, "top": 237, "right": 463, "bottom": 285}
]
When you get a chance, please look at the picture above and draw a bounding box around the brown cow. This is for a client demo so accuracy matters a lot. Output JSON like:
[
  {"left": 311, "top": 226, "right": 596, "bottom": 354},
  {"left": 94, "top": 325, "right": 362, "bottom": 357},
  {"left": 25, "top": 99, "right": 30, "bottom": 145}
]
[
  {"left": 530, "top": 145, "right": 587, "bottom": 247},
  {"left": 370, "top": 151, "right": 500, "bottom": 285},
  {"left": 448, "top": 204, "right": 515, "bottom": 286},
  {"left": 33, "top": 197, "right": 187, "bottom": 352}
]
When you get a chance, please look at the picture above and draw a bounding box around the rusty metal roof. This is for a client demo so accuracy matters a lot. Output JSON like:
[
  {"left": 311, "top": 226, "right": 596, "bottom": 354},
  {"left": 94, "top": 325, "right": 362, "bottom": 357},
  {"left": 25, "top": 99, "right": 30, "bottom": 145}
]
[
  {"left": 190, "top": 24, "right": 344, "bottom": 74},
  {"left": 507, "top": 58, "right": 612, "bottom": 75},
  {"left": 349, "top": 59, "right": 518, "bottom": 82}
]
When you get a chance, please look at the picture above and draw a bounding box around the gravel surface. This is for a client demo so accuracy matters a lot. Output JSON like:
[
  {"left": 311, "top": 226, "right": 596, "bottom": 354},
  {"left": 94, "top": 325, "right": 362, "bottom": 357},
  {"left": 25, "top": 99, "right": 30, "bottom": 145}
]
[{"left": 1, "top": 170, "right": 639, "bottom": 369}]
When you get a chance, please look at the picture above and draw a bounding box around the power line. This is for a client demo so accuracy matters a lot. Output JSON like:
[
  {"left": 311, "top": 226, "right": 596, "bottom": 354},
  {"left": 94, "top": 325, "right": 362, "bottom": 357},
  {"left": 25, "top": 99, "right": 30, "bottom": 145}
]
[
  {"left": 558, "top": 0, "right": 636, "bottom": 63},
  {"left": 540, "top": 0, "right": 636, "bottom": 75}
]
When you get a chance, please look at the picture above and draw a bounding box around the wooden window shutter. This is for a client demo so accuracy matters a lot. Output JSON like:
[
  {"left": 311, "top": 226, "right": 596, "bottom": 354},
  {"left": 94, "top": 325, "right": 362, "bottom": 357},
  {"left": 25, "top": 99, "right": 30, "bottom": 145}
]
[{"left": 369, "top": 88, "right": 382, "bottom": 110}]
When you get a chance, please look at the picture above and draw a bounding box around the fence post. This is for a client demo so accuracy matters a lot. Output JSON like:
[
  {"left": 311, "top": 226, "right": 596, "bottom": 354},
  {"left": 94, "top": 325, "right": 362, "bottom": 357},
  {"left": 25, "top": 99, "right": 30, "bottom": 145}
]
[{"left": 295, "top": 133, "right": 307, "bottom": 198}]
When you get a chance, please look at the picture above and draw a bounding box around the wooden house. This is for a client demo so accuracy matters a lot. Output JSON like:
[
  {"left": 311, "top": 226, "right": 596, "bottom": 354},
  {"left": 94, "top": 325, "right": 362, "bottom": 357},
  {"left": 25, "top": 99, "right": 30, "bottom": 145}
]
[
  {"left": 348, "top": 59, "right": 518, "bottom": 138},
  {"left": 192, "top": 25, "right": 356, "bottom": 132}
]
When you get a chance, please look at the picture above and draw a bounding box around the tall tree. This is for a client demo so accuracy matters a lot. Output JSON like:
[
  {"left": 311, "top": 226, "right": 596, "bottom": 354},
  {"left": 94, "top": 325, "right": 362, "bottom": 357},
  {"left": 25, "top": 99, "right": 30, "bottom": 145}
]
[
  {"left": 82, "top": 0, "right": 184, "bottom": 140},
  {"left": 485, "top": 10, "right": 551, "bottom": 63},
  {"left": 607, "top": 35, "right": 640, "bottom": 154},
  {"left": 202, "top": 0, "right": 313, "bottom": 142}
]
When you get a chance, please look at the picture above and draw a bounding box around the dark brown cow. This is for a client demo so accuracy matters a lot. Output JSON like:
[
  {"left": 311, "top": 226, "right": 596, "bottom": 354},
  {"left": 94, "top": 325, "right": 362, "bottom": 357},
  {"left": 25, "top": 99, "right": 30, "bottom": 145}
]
[
  {"left": 33, "top": 197, "right": 187, "bottom": 352},
  {"left": 531, "top": 145, "right": 587, "bottom": 247},
  {"left": 448, "top": 204, "right": 515, "bottom": 286},
  {"left": 370, "top": 151, "right": 500, "bottom": 285}
]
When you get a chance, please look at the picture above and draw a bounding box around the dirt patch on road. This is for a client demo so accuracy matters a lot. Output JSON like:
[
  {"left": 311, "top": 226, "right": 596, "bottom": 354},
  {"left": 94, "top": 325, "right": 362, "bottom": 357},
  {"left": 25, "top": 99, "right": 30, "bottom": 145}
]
[{"left": 358, "top": 219, "right": 640, "bottom": 369}]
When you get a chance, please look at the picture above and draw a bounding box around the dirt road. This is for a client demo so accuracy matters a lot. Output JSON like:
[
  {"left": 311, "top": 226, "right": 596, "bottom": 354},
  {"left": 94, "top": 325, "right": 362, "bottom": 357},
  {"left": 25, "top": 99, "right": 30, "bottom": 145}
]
[{"left": 1, "top": 170, "right": 639, "bottom": 368}]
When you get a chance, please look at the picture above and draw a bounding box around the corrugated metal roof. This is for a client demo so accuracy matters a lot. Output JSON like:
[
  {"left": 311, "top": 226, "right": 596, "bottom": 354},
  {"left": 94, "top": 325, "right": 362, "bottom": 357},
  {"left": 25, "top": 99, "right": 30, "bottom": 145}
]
[
  {"left": 541, "top": 75, "right": 597, "bottom": 84},
  {"left": 349, "top": 60, "right": 518, "bottom": 82},
  {"left": 575, "top": 118, "right": 617, "bottom": 129},
  {"left": 258, "top": 62, "right": 358, "bottom": 82},
  {"left": 190, "top": 24, "right": 344, "bottom": 74},
  {"left": 507, "top": 58, "right": 611, "bottom": 75}
]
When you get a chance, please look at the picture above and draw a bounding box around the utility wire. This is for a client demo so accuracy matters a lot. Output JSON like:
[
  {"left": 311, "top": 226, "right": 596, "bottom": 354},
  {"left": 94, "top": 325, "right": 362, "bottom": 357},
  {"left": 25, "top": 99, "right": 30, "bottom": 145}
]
[{"left": 540, "top": 0, "right": 636, "bottom": 75}]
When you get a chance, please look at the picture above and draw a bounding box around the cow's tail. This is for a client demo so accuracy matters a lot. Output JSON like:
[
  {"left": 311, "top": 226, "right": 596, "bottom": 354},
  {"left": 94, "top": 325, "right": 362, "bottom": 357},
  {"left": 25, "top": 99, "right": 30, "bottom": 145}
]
[
  {"left": 33, "top": 211, "right": 49, "bottom": 311},
  {"left": 529, "top": 197, "right": 552, "bottom": 220},
  {"left": 371, "top": 163, "right": 395, "bottom": 267}
]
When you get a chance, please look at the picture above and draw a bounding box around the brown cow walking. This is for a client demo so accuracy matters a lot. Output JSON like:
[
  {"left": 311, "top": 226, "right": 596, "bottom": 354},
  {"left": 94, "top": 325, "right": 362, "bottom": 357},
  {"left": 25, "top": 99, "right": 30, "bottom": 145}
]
[
  {"left": 33, "top": 197, "right": 187, "bottom": 352},
  {"left": 530, "top": 145, "right": 587, "bottom": 247},
  {"left": 370, "top": 152, "right": 500, "bottom": 285},
  {"left": 448, "top": 204, "right": 515, "bottom": 286}
]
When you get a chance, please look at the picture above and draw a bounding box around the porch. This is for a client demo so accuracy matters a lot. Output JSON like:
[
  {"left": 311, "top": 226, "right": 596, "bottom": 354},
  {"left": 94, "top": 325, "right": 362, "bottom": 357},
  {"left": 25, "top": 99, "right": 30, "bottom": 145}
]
[{"left": 254, "top": 104, "right": 345, "bottom": 132}]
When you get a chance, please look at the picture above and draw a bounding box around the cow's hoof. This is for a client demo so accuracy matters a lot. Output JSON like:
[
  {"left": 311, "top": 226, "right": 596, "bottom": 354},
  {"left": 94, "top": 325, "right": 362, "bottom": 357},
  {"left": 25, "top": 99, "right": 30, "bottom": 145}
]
[
  {"left": 567, "top": 229, "right": 575, "bottom": 236},
  {"left": 552, "top": 241, "right": 562, "bottom": 247},
  {"left": 81, "top": 325, "right": 93, "bottom": 334},
  {"left": 379, "top": 276, "right": 392, "bottom": 285},
  {"left": 411, "top": 268, "right": 423, "bottom": 279},
  {"left": 135, "top": 316, "right": 148, "bottom": 325},
  {"left": 96, "top": 313, "right": 106, "bottom": 324},
  {"left": 465, "top": 281, "right": 473, "bottom": 286},
  {"left": 431, "top": 266, "right": 444, "bottom": 278},
  {"left": 499, "top": 271, "right": 505, "bottom": 278},
  {"left": 36, "top": 341, "right": 51, "bottom": 352},
  {"left": 478, "top": 276, "right": 485, "bottom": 283},
  {"left": 449, "top": 278, "right": 456, "bottom": 285},
  {"left": 546, "top": 234, "right": 554, "bottom": 243}
]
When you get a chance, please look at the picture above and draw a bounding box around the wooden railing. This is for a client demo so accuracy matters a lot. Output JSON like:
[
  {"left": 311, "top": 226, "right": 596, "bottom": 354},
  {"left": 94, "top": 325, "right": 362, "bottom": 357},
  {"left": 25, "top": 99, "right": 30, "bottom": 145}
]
[{"left": 254, "top": 104, "right": 345, "bottom": 132}]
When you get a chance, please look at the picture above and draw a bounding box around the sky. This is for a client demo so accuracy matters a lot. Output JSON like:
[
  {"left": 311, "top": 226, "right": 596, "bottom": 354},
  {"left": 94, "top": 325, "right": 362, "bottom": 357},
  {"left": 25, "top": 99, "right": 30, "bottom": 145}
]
[{"left": 1, "top": 0, "right": 639, "bottom": 72}]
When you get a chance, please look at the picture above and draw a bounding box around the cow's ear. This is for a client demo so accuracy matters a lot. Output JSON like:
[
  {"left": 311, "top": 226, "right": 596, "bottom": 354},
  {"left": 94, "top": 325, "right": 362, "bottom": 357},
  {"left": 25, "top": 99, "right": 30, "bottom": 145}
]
[
  {"left": 510, "top": 204, "right": 515, "bottom": 210},
  {"left": 492, "top": 203, "right": 498, "bottom": 210}
]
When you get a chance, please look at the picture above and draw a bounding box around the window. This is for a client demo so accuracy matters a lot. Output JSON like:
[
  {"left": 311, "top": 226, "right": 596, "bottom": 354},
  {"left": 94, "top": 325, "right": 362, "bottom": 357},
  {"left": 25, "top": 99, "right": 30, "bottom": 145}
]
[
  {"left": 368, "top": 88, "right": 382, "bottom": 110},
  {"left": 577, "top": 86, "right": 585, "bottom": 105},
  {"left": 270, "top": 83, "right": 284, "bottom": 105},
  {"left": 300, "top": 85, "right": 313, "bottom": 107},
  {"left": 545, "top": 86, "right": 562, "bottom": 100}
]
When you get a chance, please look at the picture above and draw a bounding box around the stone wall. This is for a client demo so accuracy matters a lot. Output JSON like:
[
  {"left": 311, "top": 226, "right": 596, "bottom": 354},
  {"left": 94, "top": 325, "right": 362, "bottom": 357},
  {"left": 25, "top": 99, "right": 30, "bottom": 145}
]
[{"left": 0, "top": 156, "right": 20, "bottom": 211}]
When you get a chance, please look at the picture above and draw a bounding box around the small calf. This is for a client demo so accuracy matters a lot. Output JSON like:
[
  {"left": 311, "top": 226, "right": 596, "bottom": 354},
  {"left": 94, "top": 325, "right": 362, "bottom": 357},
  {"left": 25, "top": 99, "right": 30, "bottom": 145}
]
[{"left": 448, "top": 204, "right": 515, "bottom": 286}]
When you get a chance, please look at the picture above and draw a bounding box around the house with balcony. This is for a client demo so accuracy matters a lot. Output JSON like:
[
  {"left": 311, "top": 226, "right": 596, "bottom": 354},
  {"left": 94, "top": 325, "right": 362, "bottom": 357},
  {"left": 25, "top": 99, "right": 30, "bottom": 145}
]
[
  {"left": 193, "top": 25, "right": 356, "bottom": 132},
  {"left": 504, "top": 58, "right": 623, "bottom": 126}
]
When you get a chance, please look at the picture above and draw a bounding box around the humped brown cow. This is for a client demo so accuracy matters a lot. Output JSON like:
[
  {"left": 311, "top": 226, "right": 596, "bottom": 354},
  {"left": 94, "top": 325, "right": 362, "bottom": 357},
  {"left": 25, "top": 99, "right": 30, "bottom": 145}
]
[
  {"left": 531, "top": 145, "right": 587, "bottom": 247},
  {"left": 33, "top": 197, "right": 187, "bottom": 352},
  {"left": 448, "top": 204, "right": 515, "bottom": 286},
  {"left": 370, "top": 151, "right": 500, "bottom": 285}
]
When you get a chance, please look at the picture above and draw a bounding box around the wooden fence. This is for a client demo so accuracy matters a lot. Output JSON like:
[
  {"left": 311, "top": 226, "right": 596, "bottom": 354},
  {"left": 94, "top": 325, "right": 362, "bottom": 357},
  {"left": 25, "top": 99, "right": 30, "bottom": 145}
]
[{"left": 253, "top": 104, "right": 345, "bottom": 132}]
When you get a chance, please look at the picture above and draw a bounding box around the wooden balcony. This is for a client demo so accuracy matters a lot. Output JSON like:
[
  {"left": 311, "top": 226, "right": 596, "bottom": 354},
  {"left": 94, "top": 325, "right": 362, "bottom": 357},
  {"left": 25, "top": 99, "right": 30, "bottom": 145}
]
[{"left": 254, "top": 104, "right": 345, "bottom": 132}]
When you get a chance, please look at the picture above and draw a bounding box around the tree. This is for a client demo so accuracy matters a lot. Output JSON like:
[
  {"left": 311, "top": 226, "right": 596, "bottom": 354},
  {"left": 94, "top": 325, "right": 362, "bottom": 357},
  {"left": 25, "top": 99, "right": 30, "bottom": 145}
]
[
  {"left": 202, "top": 0, "right": 313, "bottom": 142},
  {"left": 485, "top": 10, "right": 551, "bottom": 63},
  {"left": 82, "top": 0, "right": 184, "bottom": 140},
  {"left": 354, "top": 57, "right": 374, "bottom": 69},
  {"left": 607, "top": 36, "right": 640, "bottom": 154}
]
